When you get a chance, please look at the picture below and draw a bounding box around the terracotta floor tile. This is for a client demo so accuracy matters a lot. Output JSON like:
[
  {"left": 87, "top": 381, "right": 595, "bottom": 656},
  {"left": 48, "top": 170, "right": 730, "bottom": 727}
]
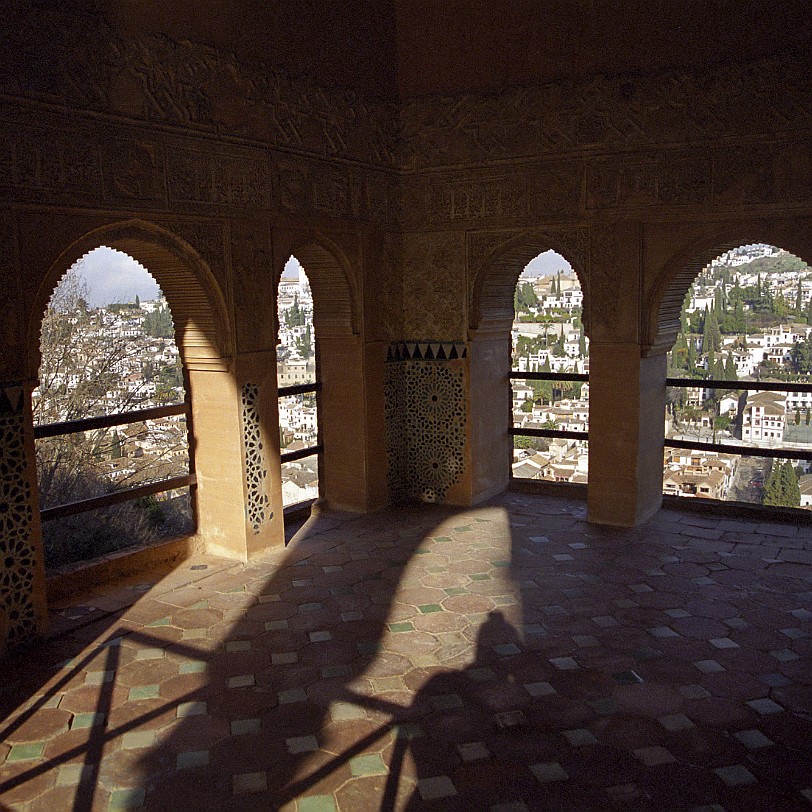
[{"left": 2, "top": 497, "right": 810, "bottom": 810}]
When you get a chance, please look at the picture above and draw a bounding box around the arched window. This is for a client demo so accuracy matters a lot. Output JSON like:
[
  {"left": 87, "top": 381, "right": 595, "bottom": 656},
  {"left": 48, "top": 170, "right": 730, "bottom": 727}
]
[
  {"left": 511, "top": 251, "right": 589, "bottom": 486},
  {"left": 276, "top": 256, "right": 321, "bottom": 510},
  {"left": 33, "top": 247, "right": 194, "bottom": 571},
  {"left": 663, "top": 243, "right": 812, "bottom": 509}
]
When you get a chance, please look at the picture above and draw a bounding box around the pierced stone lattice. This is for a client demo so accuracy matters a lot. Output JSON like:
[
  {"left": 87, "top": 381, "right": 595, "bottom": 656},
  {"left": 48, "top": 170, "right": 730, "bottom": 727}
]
[
  {"left": 0, "top": 410, "right": 37, "bottom": 646},
  {"left": 386, "top": 360, "right": 466, "bottom": 503},
  {"left": 241, "top": 384, "right": 270, "bottom": 532}
]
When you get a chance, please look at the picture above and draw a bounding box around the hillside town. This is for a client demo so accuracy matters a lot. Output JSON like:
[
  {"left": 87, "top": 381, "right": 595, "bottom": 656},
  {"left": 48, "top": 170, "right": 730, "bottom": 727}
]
[
  {"left": 34, "top": 286, "right": 190, "bottom": 505},
  {"left": 511, "top": 246, "right": 812, "bottom": 509}
]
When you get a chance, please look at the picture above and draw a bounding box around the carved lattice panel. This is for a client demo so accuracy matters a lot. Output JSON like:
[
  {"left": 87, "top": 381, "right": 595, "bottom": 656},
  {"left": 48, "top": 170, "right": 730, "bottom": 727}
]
[{"left": 241, "top": 384, "right": 270, "bottom": 532}]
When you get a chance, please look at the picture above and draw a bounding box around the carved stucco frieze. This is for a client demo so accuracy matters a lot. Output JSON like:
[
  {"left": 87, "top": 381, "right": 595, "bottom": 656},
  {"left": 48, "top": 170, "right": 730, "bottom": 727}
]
[
  {"left": 1, "top": 6, "right": 396, "bottom": 166},
  {"left": 167, "top": 148, "right": 272, "bottom": 209},
  {"left": 102, "top": 139, "right": 166, "bottom": 206},
  {"left": 586, "top": 152, "right": 712, "bottom": 211},
  {"left": 399, "top": 55, "right": 812, "bottom": 169},
  {"left": 0, "top": 124, "right": 103, "bottom": 203},
  {"left": 400, "top": 162, "right": 581, "bottom": 228}
]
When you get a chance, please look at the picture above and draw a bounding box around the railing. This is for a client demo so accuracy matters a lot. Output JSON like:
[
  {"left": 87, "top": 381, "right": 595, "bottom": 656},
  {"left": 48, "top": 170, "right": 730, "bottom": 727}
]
[
  {"left": 665, "top": 377, "right": 812, "bottom": 463},
  {"left": 34, "top": 402, "right": 195, "bottom": 522},
  {"left": 277, "top": 382, "right": 323, "bottom": 464}
]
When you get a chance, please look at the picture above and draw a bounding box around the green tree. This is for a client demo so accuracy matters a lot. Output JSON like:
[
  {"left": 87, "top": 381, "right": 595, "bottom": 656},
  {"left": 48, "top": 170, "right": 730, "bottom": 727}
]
[
  {"left": 763, "top": 460, "right": 802, "bottom": 507},
  {"left": 143, "top": 305, "right": 173, "bottom": 338},
  {"left": 789, "top": 339, "right": 812, "bottom": 374},
  {"left": 514, "top": 282, "right": 539, "bottom": 313}
]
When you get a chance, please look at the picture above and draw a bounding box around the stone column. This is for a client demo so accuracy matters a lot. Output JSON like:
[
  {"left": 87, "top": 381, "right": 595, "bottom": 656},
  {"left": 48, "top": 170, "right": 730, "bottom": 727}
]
[
  {"left": 467, "top": 326, "right": 512, "bottom": 504},
  {"left": 187, "top": 352, "right": 285, "bottom": 561},
  {"left": 318, "top": 335, "right": 389, "bottom": 512},
  {"left": 586, "top": 344, "right": 667, "bottom": 525},
  {"left": 0, "top": 382, "right": 47, "bottom": 654}
]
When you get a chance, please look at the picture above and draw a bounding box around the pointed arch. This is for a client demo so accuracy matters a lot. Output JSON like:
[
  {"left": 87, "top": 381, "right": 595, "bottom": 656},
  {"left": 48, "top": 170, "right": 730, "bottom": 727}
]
[
  {"left": 284, "top": 236, "right": 359, "bottom": 338},
  {"left": 645, "top": 222, "right": 812, "bottom": 356},
  {"left": 27, "top": 219, "right": 232, "bottom": 379},
  {"left": 470, "top": 231, "right": 589, "bottom": 335}
]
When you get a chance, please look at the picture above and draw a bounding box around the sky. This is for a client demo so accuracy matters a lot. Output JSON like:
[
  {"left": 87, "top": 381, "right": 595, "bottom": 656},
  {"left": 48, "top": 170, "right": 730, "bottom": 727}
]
[
  {"left": 521, "top": 250, "right": 572, "bottom": 278},
  {"left": 74, "top": 248, "right": 304, "bottom": 307},
  {"left": 74, "top": 247, "right": 161, "bottom": 307},
  {"left": 72, "top": 246, "right": 561, "bottom": 307}
]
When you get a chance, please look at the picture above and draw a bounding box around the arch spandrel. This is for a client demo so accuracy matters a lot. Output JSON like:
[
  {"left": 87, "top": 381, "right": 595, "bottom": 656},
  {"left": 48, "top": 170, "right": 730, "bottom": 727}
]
[{"left": 27, "top": 219, "right": 232, "bottom": 378}]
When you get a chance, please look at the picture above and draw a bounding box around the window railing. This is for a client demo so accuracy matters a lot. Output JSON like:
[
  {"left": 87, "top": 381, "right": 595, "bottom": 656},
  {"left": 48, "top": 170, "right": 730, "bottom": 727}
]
[
  {"left": 34, "top": 402, "right": 195, "bottom": 522},
  {"left": 278, "top": 381, "right": 323, "bottom": 514},
  {"left": 665, "top": 377, "right": 812, "bottom": 463},
  {"left": 509, "top": 370, "right": 590, "bottom": 485},
  {"left": 277, "top": 382, "right": 323, "bottom": 464},
  {"left": 509, "top": 371, "right": 589, "bottom": 442}
]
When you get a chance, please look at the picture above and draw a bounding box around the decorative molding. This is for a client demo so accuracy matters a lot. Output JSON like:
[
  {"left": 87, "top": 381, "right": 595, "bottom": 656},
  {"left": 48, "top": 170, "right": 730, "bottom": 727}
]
[
  {"left": 586, "top": 227, "right": 620, "bottom": 334},
  {"left": 241, "top": 383, "right": 270, "bottom": 533},
  {"left": 387, "top": 341, "right": 467, "bottom": 362},
  {"left": 167, "top": 148, "right": 271, "bottom": 209},
  {"left": 399, "top": 162, "right": 581, "bottom": 226},
  {"left": 231, "top": 223, "right": 274, "bottom": 353}
]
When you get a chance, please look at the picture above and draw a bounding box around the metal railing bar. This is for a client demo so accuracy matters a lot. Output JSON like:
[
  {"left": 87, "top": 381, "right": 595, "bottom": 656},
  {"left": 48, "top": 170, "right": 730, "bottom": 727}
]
[
  {"left": 510, "top": 372, "right": 589, "bottom": 382},
  {"left": 665, "top": 439, "right": 812, "bottom": 461},
  {"left": 278, "top": 382, "right": 321, "bottom": 397},
  {"left": 666, "top": 378, "right": 812, "bottom": 393},
  {"left": 34, "top": 403, "right": 188, "bottom": 439},
  {"left": 510, "top": 427, "right": 588, "bottom": 441},
  {"left": 41, "top": 474, "right": 197, "bottom": 522},
  {"left": 280, "top": 444, "right": 323, "bottom": 464}
]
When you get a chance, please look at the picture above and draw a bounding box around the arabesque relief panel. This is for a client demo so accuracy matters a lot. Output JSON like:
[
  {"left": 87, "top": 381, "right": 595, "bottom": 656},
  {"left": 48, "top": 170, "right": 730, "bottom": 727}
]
[{"left": 402, "top": 232, "right": 467, "bottom": 341}]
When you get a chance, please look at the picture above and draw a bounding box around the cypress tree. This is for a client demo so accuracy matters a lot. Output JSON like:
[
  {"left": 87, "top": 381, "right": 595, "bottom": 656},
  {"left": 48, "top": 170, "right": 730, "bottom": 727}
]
[
  {"left": 782, "top": 462, "right": 801, "bottom": 507},
  {"left": 687, "top": 337, "right": 697, "bottom": 375}
]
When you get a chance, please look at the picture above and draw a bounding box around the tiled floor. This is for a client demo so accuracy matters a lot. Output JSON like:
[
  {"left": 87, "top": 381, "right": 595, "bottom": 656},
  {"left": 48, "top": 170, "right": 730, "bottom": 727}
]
[{"left": 1, "top": 492, "right": 811, "bottom": 811}]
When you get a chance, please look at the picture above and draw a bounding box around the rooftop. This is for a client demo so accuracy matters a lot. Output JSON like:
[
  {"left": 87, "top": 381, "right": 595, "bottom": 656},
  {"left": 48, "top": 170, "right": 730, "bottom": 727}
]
[{"left": 1, "top": 492, "right": 810, "bottom": 809}]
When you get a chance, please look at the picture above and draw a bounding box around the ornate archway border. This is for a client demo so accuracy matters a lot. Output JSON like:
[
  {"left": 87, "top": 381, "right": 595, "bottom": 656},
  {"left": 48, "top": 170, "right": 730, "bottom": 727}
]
[{"left": 27, "top": 218, "right": 232, "bottom": 378}]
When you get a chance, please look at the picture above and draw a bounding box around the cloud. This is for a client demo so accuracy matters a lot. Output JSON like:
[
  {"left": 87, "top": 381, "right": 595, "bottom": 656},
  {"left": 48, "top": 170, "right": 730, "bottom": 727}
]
[{"left": 73, "top": 247, "right": 161, "bottom": 307}]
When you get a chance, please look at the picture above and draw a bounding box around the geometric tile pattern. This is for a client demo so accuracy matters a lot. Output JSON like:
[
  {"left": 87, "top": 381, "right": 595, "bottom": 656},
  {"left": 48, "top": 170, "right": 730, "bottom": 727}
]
[
  {"left": 385, "top": 359, "right": 466, "bottom": 503},
  {"left": 0, "top": 493, "right": 810, "bottom": 810},
  {"left": 0, "top": 404, "right": 38, "bottom": 649},
  {"left": 240, "top": 383, "right": 270, "bottom": 532}
]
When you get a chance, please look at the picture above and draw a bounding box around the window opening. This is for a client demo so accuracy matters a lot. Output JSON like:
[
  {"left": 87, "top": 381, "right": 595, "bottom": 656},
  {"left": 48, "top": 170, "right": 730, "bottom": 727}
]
[
  {"left": 33, "top": 247, "right": 194, "bottom": 571},
  {"left": 510, "top": 251, "right": 589, "bottom": 484},
  {"left": 277, "top": 256, "right": 322, "bottom": 509},
  {"left": 665, "top": 243, "right": 812, "bottom": 509}
]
